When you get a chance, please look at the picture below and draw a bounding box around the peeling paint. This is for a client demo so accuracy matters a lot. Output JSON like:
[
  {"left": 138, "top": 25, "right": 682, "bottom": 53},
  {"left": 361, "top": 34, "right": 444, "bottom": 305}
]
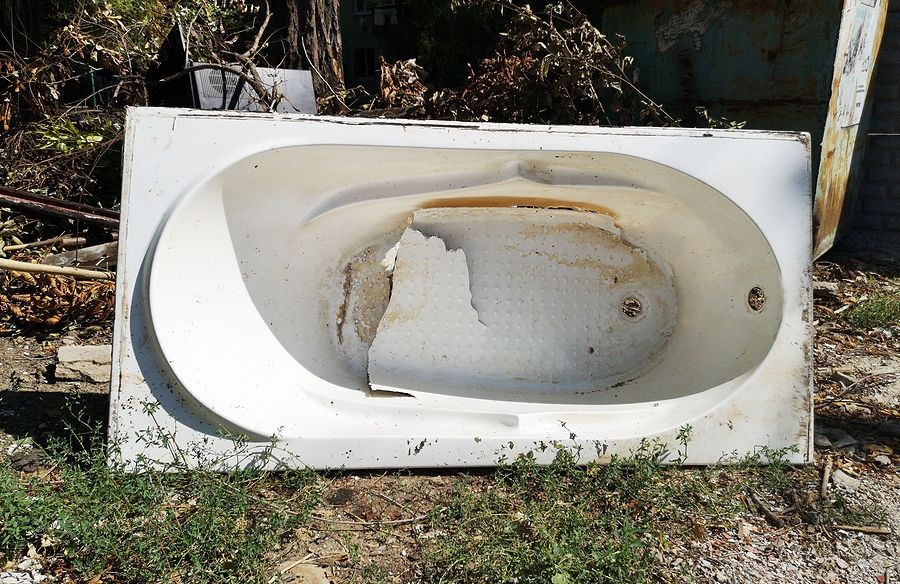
[
  {"left": 814, "top": 0, "right": 888, "bottom": 257},
  {"left": 656, "top": 0, "right": 729, "bottom": 53}
]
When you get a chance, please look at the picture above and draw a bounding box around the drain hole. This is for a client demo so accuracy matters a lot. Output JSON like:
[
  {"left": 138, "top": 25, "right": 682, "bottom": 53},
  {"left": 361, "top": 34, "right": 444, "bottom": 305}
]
[
  {"left": 748, "top": 287, "right": 766, "bottom": 312},
  {"left": 621, "top": 296, "right": 644, "bottom": 320}
]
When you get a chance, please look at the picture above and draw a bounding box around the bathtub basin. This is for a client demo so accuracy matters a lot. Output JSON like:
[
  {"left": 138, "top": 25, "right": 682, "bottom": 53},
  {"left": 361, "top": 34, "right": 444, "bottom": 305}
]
[{"left": 110, "top": 108, "right": 812, "bottom": 468}]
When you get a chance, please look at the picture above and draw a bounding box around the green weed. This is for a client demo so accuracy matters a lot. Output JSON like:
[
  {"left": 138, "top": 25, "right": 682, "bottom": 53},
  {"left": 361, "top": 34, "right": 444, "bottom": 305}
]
[
  {"left": 844, "top": 293, "right": 900, "bottom": 328},
  {"left": 420, "top": 443, "right": 714, "bottom": 584},
  {"left": 0, "top": 405, "right": 320, "bottom": 583}
]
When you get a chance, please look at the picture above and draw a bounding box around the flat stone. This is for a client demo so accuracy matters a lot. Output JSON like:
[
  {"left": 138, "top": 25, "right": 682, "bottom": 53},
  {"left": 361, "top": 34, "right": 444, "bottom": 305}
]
[
  {"left": 874, "top": 455, "right": 891, "bottom": 466},
  {"left": 814, "top": 432, "right": 833, "bottom": 449},
  {"left": 813, "top": 281, "right": 839, "bottom": 295},
  {"left": 820, "top": 427, "right": 858, "bottom": 449},
  {"left": 285, "top": 564, "right": 329, "bottom": 584},
  {"left": 15, "top": 559, "right": 33, "bottom": 571},
  {"left": 55, "top": 344, "right": 112, "bottom": 383},
  {"left": 831, "top": 469, "right": 861, "bottom": 492}
]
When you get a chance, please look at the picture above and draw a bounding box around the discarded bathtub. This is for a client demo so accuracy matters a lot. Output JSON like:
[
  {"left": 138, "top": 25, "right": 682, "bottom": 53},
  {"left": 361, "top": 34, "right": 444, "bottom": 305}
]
[{"left": 110, "top": 108, "right": 813, "bottom": 469}]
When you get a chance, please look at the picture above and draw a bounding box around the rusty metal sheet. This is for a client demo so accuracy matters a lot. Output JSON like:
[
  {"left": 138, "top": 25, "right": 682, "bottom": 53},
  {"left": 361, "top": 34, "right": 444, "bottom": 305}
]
[{"left": 814, "top": 0, "right": 889, "bottom": 258}]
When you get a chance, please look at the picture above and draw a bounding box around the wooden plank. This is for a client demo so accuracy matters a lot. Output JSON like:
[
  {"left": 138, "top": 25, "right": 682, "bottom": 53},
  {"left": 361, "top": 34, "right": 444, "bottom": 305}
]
[
  {"left": 814, "top": 0, "right": 890, "bottom": 258},
  {"left": 42, "top": 241, "right": 118, "bottom": 268}
]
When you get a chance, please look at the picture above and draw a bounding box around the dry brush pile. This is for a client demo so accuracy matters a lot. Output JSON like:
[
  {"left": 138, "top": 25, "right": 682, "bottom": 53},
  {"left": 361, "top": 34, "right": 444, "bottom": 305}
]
[
  {"left": 357, "top": 0, "right": 744, "bottom": 129},
  {"left": 1, "top": 0, "right": 743, "bottom": 336}
]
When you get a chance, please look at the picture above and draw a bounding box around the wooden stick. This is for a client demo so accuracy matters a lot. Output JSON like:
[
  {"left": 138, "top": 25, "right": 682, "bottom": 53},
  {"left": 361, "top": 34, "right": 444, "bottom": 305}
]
[
  {"left": 0, "top": 186, "right": 119, "bottom": 228},
  {"left": 43, "top": 241, "right": 118, "bottom": 268},
  {"left": 309, "top": 513, "right": 428, "bottom": 526},
  {"left": 0, "top": 258, "right": 114, "bottom": 280},
  {"left": 835, "top": 524, "right": 892, "bottom": 534},
  {"left": 821, "top": 457, "right": 833, "bottom": 499},
  {"left": 2, "top": 236, "right": 85, "bottom": 252},
  {"left": 746, "top": 488, "right": 784, "bottom": 528}
]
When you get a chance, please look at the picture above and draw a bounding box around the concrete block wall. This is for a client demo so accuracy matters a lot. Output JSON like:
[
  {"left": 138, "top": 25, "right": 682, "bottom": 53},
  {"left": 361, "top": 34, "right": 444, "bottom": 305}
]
[{"left": 844, "top": 3, "right": 900, "bottom": 253}]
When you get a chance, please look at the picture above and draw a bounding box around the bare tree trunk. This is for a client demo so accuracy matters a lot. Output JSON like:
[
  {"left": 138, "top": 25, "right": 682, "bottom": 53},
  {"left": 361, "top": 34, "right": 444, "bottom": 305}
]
[{"left": 283, "top": 0, "right": 344, "bottom": 97}]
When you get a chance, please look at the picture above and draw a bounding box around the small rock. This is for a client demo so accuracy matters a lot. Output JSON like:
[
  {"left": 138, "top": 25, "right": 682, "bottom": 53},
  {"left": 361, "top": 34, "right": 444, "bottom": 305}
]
[
  {"left": 831, "top": 469, "right": 861, "bottom": 492},
  {"left": 15, "top": 559, "right": 34, "bottom": 571},
  {"left": 820, "top": 427, "right": 858, "bottom": 449},
  {"left": 874, "top": 455, "right": 891, "bottom": 466},
  {"left": 714, "top": 570, "right": 728, "bottom": 582},
  {"left": 55, "top": 344, "right": 112, "bottom": 383},
  {"left": 813, "top": 281, "right": 840, "bottom": 296},
  {"left": 286, "top": 564, "right": 329, "bottom": 584},
  {"left": 835, "top": 557, "right": 850, "bottom": 570},
  {"left": 736, "top": 520, "right": 754, "bottom": 538},
  {"left": 814, "top": 432, "right": 833, "bottom": 449}
]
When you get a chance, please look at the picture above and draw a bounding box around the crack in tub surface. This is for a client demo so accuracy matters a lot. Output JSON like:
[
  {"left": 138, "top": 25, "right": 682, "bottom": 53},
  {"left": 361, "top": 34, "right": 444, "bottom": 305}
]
[{"left": 362, "top": 207, "right": 677, "bottom": 399}]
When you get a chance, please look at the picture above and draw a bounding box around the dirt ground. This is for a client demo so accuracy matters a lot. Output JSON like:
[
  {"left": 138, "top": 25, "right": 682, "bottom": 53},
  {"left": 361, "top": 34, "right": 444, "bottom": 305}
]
[{"left": 0, "top": 253, "right": 898, "bottom": 583}]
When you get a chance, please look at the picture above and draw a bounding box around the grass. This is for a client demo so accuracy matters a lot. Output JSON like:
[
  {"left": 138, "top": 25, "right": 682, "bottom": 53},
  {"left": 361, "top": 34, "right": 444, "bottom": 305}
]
[
  {"left": 844, "top": 293, "right": 900, "bottom": 328},
  {"left": 0, "top": 407, "right": 888, "bottom": 583},
  {"left": 419, "top": 443, "right": 817, "bottom": 584},
  {"left": 0, "top": 460, "right": 317, "bottom": 582},
  {"left": 0, "top": 404, "right": 320, "bottom": 583}
]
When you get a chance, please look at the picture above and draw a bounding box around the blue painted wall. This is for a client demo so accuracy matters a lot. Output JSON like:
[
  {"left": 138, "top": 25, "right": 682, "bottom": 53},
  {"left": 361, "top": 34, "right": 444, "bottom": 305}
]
[{"left": 601, "top": 0, "right": 843, "bottom": 167}]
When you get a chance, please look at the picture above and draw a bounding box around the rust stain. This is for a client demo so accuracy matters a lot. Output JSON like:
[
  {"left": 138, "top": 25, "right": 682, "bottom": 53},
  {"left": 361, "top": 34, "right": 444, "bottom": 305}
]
[
  {"left": 814, "top": 0, "right": 888, "bottom": 258},
  {"left": 418, "top": 195, "right": 619, "bottom": 219},
  {"left": 519, "top": 221, "right": 662, "bottom": 285},
  {"left": 336, "top": 262, "right": 353, "bottom": 345},
  {"left": 336, "top": 245, "right": 393, "bottom": 346}
]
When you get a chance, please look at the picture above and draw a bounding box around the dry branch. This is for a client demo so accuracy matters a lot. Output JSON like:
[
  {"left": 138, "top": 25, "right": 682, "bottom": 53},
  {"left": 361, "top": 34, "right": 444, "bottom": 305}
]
[
  {"left": 835, "top": 524, "right": 892, "bottom": 534},
  {"left": 820, "top": 457, "right": 833, "bottom": 499},
  {"left": 0, "top": 258, "right": 114, "bottom": 280},
  {"left": 0, "top": 185, "right": 119, "bottom": 228},
  {"left": 746, "top": 488, "right": 784, "bottom": 528},
  {"left": 43, "top": 241, "right": 118, "bottom": 268},
  {"left": 1, "top": 235, "right": 85, "bottom": 252}
]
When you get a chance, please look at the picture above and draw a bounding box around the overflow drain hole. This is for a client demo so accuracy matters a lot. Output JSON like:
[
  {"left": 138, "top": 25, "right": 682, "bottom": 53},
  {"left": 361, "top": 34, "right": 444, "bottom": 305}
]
[
  {"left": 748, "top": 287, "right": 766, "bottom": 312},
  {"left": 620, "top": 296, "right": 644, "bottom": 320}
]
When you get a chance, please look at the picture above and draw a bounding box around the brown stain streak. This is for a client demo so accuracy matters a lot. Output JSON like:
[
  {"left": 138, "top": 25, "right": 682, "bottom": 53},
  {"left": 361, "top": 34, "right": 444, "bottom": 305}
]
[
  {"left": 336, "top": 262, "right": 353, "bottom": 345},
  {"left": 336, "top": 245, "right": 394, "bottom": 347},
  {"left": 419, "top": 196, "right": 619, "bottom": 219},
  {"left": 518, "top": 221, "right": 661, "bottom": 284}
]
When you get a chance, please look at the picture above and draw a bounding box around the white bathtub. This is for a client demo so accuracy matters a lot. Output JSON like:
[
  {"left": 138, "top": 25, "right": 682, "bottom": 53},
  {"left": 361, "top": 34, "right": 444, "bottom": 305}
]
[{"left": 110, "top": 108, "right": 813, "bottom": 468}]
